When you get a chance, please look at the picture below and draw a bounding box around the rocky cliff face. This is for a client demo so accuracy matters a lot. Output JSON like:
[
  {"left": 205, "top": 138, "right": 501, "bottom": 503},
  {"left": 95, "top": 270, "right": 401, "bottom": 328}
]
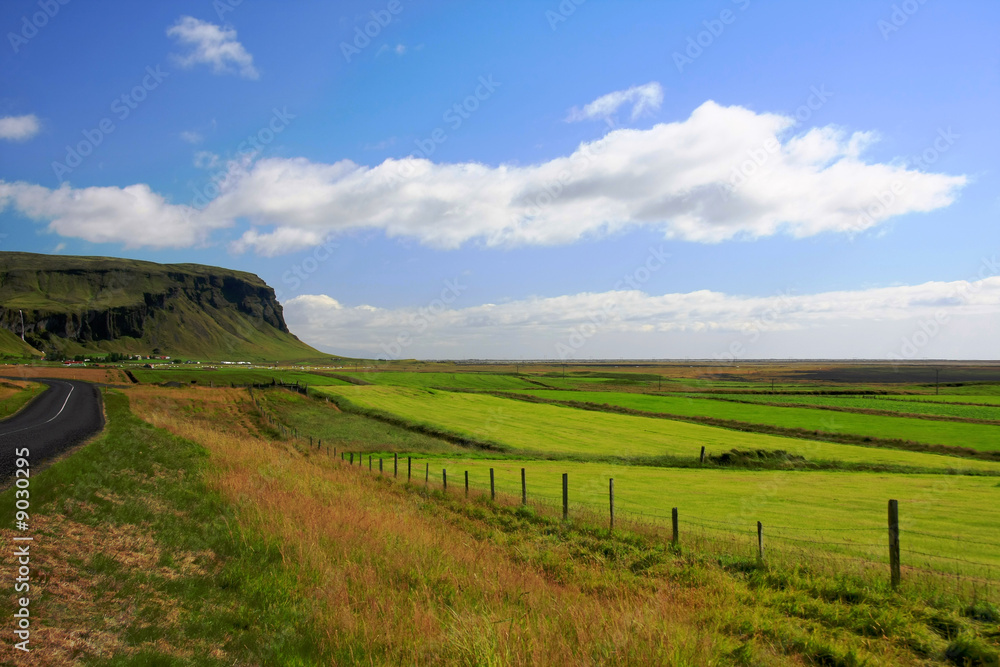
[{"left": 0, "top": 252, "right": 315, "bottom": 359}]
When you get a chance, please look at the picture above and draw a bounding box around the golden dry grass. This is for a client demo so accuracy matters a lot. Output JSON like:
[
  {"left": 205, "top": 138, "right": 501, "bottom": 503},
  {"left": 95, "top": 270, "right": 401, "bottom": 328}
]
[{"left": 127, "top": 386, "right": 726, "bottom": 665}]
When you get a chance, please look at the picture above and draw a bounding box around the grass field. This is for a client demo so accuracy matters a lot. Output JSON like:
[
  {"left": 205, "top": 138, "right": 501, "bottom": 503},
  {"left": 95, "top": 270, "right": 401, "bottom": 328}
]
[
  {"left": 345, "top": 371, "right": 543, "bottom": 390},
  {"left": 317, "top": 385, "right": 1000, "bottom": 473},
  {"left": 393, "top": 455, "right": 1000, "bottom": 573},
  {"left": 517, "top": 389, "right": 1000, "bottom": 453},
  {"left": 256, "top": 389, "right": 465, "bottom": 455},
  {"left": 10, "top": 363, "right": 1000, "bottom": 664},
  {"left": 682, "top": 392, "right": 1000, "bottom": 421},
  {"left": 124, "top": 385, "right": 1000, "bottom": 664},
  {"left": 885, "top": 394, "right": 1000, "bottom": 406}
]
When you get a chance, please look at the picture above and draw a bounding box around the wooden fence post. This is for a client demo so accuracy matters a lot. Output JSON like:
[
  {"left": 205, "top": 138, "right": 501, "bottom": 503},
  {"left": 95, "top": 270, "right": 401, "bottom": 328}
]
[
  {"left": 889, "top": 499, "right": 900, "bottom": 590},
  {"left": 368, "top": 455, "right": 372, "bottom": 471},
  {"left": 521, "top": 468, "right": 526, "bottom": 506},
  {"left": 443, "top": 469, "right": 447, "bottom": 491},
  {"left": 609, "top": 478, "right": 615, "bottom": 532},
  {"left": 671, "top": 507, "right": 679, "bottom": 546},
  {"left": 490, "top": 468, "right": 495, "bottom": 500},
  {"left": 757, "top": 521, "right": 764, "bottom": 562},
  {"left": 350, "top": 453, "right": 354, "bottom": 465},
  {"left": 379, "top": 458, "right": 383, "bottom": 474},
  {"left": 407, "top": 456, "right": 412, "bottom": 482},
  {"left": 699, "top": 446, "right": 706, "bottom": 464},
  {"left": 425, "top": 462, "right": 429, "bottom": 486},
  {"left": 562, "top": 473, "right": 568, "bottom": 520},
  {"left": 465, "top": 471, "right": 469, "bottom": 496}
]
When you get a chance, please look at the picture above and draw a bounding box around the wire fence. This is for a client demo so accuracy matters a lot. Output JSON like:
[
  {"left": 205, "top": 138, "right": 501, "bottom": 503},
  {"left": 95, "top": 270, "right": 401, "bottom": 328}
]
[{"left": 247, "top": 388, "right": 1000, "bottom": 604}]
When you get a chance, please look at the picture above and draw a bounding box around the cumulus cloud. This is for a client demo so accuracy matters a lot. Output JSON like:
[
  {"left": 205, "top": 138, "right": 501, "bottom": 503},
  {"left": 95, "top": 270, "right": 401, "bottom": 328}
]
[
  {"left": 215, "top": 101, "right": 965, "bottom": 253},
  {"left": 566, "top": 82, "right": 664, "bottom": 122},
  {"left": 284, "top": 276, "right": 1000, "bottom": 359},
  {"left": 167, "top": 16, "right": 259, "bottom": 79},
  {"left": 0, "top": 180, "right": 229, "bottom": 248},
  {"left": 0, "top": 114, "right": 41, "bottom": 141},
  {"left": 0, "top": 102, "right": 968, "bottom": 253}
]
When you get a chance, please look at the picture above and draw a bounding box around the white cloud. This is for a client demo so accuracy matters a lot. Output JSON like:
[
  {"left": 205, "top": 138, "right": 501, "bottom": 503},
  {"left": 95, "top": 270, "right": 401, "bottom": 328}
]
[
  {"left": 0, "top": 102, "right": 968, "bottom": 254},
  {"left": 0, "top": 114, "right": 41, "bottom": 141},
  {"left": 284, "top": 276, "right": 1000, "bottom": 359},
  {"left": 0, "top": 180, "right": 229, "bottom": 248},
  {"left": 167, "top": 16, "right": 259, "bottom": 79},
  {"left": 214, "top": 101, "right": 965, "bottom": 253},
  {"left": 180, "top": 130, "right": 203, "bottom": 144},
  {"left": 566, "top": 82, "right": 664, "bottom": 123}
]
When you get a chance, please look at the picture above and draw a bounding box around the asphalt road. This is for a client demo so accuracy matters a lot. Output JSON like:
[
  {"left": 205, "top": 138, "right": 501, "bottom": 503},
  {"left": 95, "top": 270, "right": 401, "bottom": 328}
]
[{"left": 0, "top": 379, "right": 105, "bottom": 483}]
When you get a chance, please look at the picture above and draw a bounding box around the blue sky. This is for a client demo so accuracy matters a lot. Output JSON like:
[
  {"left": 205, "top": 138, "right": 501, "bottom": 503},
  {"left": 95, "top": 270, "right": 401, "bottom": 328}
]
[{"left": 1, "top": 0, "right": 998, "bottom": 359}]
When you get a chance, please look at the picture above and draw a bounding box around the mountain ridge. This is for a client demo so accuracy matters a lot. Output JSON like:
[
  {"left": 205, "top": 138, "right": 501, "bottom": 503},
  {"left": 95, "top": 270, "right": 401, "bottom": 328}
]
[{"left": 0, "top": 251, "right": 324, "bottom": 360}]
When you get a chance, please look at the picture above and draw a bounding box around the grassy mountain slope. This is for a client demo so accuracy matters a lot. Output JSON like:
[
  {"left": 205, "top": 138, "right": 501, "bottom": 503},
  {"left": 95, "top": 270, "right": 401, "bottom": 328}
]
[
  {"left": 0, "top": 251, "right": 323, "bottom": 360},
  {"left": 0, "top": 327, "right": 42, "bottom": 357}
]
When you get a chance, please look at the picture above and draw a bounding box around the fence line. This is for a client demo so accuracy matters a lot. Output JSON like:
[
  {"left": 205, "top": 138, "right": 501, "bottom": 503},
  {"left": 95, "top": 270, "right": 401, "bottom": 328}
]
[
  {"left": 243, "top": 388, "right": 998, "bottom": 603},
  {"left": 332, "top": 450, "right": 999, "bottom": 602}
]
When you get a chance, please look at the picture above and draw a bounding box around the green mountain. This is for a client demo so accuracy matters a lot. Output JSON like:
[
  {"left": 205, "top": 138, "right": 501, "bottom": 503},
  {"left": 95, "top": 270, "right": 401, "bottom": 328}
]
[{"left": 0, "top": 252, "right": 324, "bottom": 360}]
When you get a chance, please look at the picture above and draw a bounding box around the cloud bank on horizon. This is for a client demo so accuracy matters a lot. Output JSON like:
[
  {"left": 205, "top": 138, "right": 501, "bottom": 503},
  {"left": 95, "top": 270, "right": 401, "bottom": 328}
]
[
  {"left": 0, "top": 98, "right": 967, "bottom": 255},
  {"left": 285, "top": 273, "right": 1000, "bottom": 360}
]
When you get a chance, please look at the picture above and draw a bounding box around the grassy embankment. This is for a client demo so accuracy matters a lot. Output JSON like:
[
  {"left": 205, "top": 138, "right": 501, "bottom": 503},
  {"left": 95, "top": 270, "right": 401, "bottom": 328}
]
[
  {"left": 0, "top": 380, "right": 44, "bottom": 419},
  {"left": 0, "top": 390, "right": 326, "bottom": 665}
]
